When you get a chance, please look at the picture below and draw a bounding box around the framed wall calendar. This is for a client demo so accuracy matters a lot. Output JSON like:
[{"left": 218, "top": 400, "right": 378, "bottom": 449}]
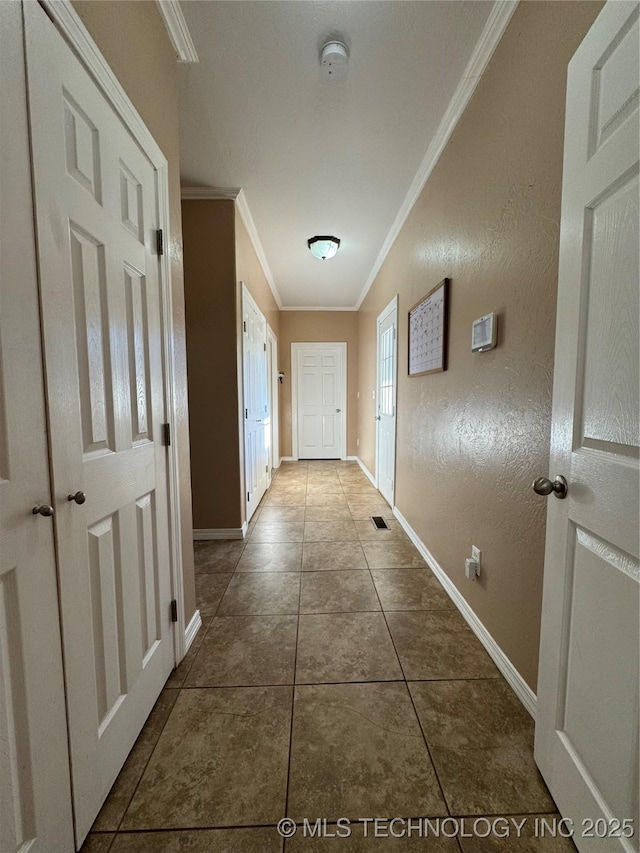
[{"left": 408, "top": 278, "right": 450, "bottom": 377}]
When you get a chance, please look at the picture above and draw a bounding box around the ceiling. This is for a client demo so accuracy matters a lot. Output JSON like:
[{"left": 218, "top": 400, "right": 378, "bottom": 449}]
[{"left": 177, "top": 1, "right": 498, "bottom": 309}]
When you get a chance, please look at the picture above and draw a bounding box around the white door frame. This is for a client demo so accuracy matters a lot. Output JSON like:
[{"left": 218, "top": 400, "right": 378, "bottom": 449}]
[
  {"left": 267, "top": 325, "right": 280, "bottom": 472},
  {"left": 375, "top": 295, "right": 399, "bottom": 503},
  {"left": 241, "top": 283, "right": 269, "bottom": 521},
  {"left": 42, "top": 0, "right": 187, "bottom": 662},
  {"left": 291, "top": 342, "right": 347, "bottom": 461}
]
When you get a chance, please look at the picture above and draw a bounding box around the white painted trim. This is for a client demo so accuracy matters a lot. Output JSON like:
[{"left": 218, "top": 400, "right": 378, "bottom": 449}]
[
  {"left": 193, "top": 528, "right": 246, "bottom": 540},
  {"left": 280, "top": 456, "right": 295, "bottom": 462},
  {"left": 41, "top": 0, "right": 188, "bottom": 663},
  {"left": 180, "top": 185, "right": 241, "bottom": 200},
  {"left": 155, "top": 0, "right": 199, "bottom": 63},
  {"left": 183, "top": 610, "right": 202, "bottom": 656},
  {"left": 345, "top": 456, "right": 358, "bottom": 461},
  {"left": 393, "top": 505, "right": 537, "bottom": 719},
  {"left": 236, "top": 190, "right": 282, "bottom": 309},
  {"left": 375, "top": 295, "right": 399, "bottom": 500},
  {"left": 291, "top": 342, "right": 348, "bottom": 461},
  {"left": 356, "top": 457, "right": 377, "bottom": 487},
  {"left": 355, "top": 0, "right": 519, "bottom": 309}
]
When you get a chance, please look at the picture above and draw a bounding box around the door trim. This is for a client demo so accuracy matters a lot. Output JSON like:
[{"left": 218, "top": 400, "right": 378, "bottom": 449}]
[
  {"left": 375, "top": 295, "right": 399, "bottom": 501},
  {"left": 41, "top": 0, "right": 187, "bottom": 661},
  {"left": 291, "top": 342, "right": 347, "bottom": 461}
]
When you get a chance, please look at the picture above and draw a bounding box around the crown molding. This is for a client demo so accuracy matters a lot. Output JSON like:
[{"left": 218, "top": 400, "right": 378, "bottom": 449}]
[
  {"left": 355, "top": 0, "right": 519, "bottom": 310},
  {"left": 180, "top": 186, "right": 241, "bottom": 200},
  {"left": 156, "top": 0, "right": 199, "bottom": 63},
  {"left": 181, "top": 186, "right": 282, "bottom": 309},
  {"left": 279, "top": 305, "right": 358, "bottom": 312}
]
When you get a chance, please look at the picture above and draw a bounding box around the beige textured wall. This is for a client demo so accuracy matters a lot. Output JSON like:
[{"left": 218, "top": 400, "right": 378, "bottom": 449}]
[
  {"left": 358, "top": 1, "right": 602, "bottom": 690},
  {"left": 72, "top": 0, "right": 196, "bottom": 621},
  {"left": 279, "top": 312, "right": 359, "bottom": 459},
  {"left": 235, "top": 210, "right": 280, "bottom": 337},
  {"left": 182, "top": 200, "right": 243, "bottom": 529}
]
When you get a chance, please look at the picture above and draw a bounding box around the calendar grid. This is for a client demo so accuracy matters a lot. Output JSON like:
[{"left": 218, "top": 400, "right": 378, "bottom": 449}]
[{"left": 408, "top": 278, "right": 449, "bottom": 377}]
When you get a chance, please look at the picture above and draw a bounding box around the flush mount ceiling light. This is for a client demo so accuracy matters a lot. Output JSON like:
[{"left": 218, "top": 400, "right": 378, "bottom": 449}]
[{"left": 308, "top": 236, "right": 341, "bottom": 260}]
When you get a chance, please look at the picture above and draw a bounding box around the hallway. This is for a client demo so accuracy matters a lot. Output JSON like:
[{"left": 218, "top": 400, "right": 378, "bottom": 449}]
[{"left": 82, "top": 461, "right": 567, "bottom": 852}]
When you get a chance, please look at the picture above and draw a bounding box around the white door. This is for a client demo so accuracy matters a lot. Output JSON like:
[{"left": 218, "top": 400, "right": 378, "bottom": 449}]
[
  {"left": 376, "top": 297, "right": 398, "bottom": 506},
  {"left": 25, "top": 2, "right": 175, "bottom": 843},
  {"left": 293, "top": 344, "right": 346, "bottom": 460},
  {"left": 243, "top": 286, "right": 269, "bottom": 521},
  {"left": 267, "top": 326, "right": 280, "bottom": 473},
  {"left": 535, "top": 4, "right": 639, "bottom": 851},
  {"left": 0, "top": 4, "right": 74, "bottom": 850}
]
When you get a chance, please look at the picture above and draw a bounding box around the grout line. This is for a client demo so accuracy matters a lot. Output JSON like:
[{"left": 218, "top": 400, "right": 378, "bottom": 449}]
[{"left": 283, "top": 557, "right": 302, "bottom": 822}]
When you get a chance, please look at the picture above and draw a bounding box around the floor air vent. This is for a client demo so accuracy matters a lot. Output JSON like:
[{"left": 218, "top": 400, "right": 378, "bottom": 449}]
[{"left": 370, "top": 516, "right": 390, "bottom": 530}]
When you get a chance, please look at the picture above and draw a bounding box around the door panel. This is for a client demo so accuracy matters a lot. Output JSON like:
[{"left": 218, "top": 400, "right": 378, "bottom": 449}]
[
  {"left": 243, "top": 287, "right": 268, "bottom": 521},
  {"left": 294, "top": 345, "right": 345, "bottom": 460},
  {"left": 24, "top": 2, "right": 174, "bottom": 843},
  {"left": 535, "top": 5, "right": 639, "bottom": 851},
  {"left": 0, "top": 4, "right": 74, "bottom": 850}
]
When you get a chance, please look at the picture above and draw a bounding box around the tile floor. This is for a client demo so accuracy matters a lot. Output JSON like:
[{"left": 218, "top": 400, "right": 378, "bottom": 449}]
[{"left": 82, "top": 461, "right": 570, "bottom": 852}]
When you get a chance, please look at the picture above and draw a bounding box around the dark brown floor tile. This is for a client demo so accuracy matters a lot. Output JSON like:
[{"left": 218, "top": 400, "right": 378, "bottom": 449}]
[
  {"left": 80, "top": 834, "right": 115, "bottom": 853},
  {"left": 409, "top": 679, "right": 552, "bottom": 815},
  {"left": 287, "top": 828, "right": 457, "bottom": 851},
  {"left": 260, "top": 506, "right": 306, "bottom": 523},
  {"left": 362, "top": 540, "right": 426, "bottom": 569},
  {"left": 305, "top": 493, "right": 348, "bottom": 507},
  {"left": 288, "top": 683, "right": 447, "bottom": 821},
  {"left": 121, "top": 687, "right": 292, "bottom": 829},
  {"left": 92, "top": 690, "right": 178, "bottom": 830},
  {"left": 371, "top": 570, "right": 454, "bottom": 611},
  {"left": 300, "top": 571, "right": 380, "bottom": 613},
  {"left": 304, "top": 505, "right": 353, "bottom": 522},
  {"left": 296, "top": 613, "right": 402, "bottom": 683},
  {"left": 164, "top": 626, "right": 206, "bottom": 688},
  {"left": 218, "top": 573, "right": 301, "bottom": 615},
  {"left": 194, "top": 540, "right": 245, "bottom": 573},
  {"left": 458, "top": 815, "right": 575, "bottom": 852},
  {"left": 304, "top": 521, "right": 359, "bottom": 542},
  {"left": 302, "top": 542, "right": 368, "bottom": 571},
  {"left": 250, "top": 522, "right": 305, "bottom": 543},
  {"left": 237, "top": 542, "right": 303, "bottom": 572},
  {"left": 111, "top": 828, "right": 282, "bottom": 852},
  {"left": 354, "top": 519, "right": 407, "bottom": 540},
  {"left": 386, "top": 611, "right": 499, "bottom": 680},
  {"left": 185, "top": 615, "right": 297, "bottom": 686},
  {"left": 195, "top": 573, "right": 233, "bottom": 625}
]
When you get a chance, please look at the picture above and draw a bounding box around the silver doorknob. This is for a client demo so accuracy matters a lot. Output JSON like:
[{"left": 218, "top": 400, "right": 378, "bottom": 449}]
[
  {"left": 532, "top": 475, "right": 568, "bottom": 500},
  {"left": 68, "top": 491, "right": 86, "bottom": 505},
  {"left": 32, "top": 504, "right": 54, "bottom": 517},
  {"left": 375, "top": 415, "right": 381, "bottom": 421},
  {"left": 336, "top": 409, "right": 341, "bottom": 413}
]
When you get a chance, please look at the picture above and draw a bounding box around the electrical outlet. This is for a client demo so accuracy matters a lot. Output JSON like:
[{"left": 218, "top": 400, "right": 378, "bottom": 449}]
[
  {"left": 356, "top": 438, "right": 360, "bottom": 446},
  {"left": 471, "top": 546, "right": 481, "bottom": 575},
  {"left": 372, "top": 390, "right": 375, "bottom": 400}
]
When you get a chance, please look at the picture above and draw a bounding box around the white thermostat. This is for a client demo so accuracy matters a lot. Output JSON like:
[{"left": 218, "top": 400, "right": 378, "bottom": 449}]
[{"left": 471, "top": 312, "right": 497, "bottom": 352}]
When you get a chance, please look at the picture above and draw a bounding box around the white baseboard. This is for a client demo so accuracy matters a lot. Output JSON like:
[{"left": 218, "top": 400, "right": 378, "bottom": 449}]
[
  {"left": 392, "top": 506, "right": 537, "bottom": 719},
  {"left": 280, "top": 456, "right": 294, "bottom": 462},
  {"left": 356, "top": 456, "right": 377, "bottom": 488},
  {"left": 184, "top": 609, "right": 202, "bottom": 655},
  {"left": 193, "top": 527, "right": 245, "bottom": 540}
]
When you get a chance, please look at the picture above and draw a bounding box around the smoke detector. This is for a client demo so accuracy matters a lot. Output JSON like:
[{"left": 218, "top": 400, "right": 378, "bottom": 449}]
[{"left": 320, "top": 41, "right": 349, "bottom": 82}]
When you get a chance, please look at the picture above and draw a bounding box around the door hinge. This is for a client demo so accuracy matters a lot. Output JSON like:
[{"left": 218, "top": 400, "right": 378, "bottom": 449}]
[
  {"left": 264, "top": 342, "right": 266, "bottom": 351},
  {"left": 247, "top": 491, "right": 250, "bottom": 502},
  {"left": 170, "top": 599, "right": 178, "bottom": 623},
  {"left": 245, "top": 408, "right": 248, "bottom": 419},
  {"left": 156, "top": 229, "right": 164, "bottom": 256},
  {"left": 163, "top": 422, "right": 171, "bottom": 446},
  {"left": 266, "top": 464, "right": 269, "bottom": 473},
  {"left": 243, "top": 321, "right": 247, "bottom": 332}
]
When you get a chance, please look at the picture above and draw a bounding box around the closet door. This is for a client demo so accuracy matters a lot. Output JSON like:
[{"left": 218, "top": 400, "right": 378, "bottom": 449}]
[
  {"left": 24, "top": 2, "right": 175, "bottom": 843},
  {"left": 0, "top": 4, "right": 74, "bottom": 851}
]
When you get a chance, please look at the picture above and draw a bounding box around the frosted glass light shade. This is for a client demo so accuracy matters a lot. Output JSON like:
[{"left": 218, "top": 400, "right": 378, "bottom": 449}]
[{"left": 308, "top": 236, "right": 340, "bottom": 260}]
